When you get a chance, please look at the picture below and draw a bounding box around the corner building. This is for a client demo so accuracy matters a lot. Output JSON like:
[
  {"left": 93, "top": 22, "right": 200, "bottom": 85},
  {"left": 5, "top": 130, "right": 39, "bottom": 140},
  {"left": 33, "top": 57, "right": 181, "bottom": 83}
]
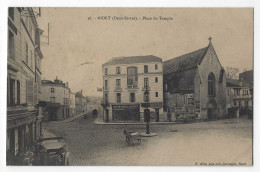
[{"left": 102, "top": 55, "right": 163, "bottom": 122}]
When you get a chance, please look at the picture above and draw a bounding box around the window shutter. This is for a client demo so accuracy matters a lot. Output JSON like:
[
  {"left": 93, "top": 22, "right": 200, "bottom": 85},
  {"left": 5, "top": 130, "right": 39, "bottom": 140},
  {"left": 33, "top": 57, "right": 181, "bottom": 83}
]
[
  {"left": 34, "top": 83, "right": 38, "bottom": 104},
  {"left": 27, "top": 80, "right": 34, "bottom": 104}
]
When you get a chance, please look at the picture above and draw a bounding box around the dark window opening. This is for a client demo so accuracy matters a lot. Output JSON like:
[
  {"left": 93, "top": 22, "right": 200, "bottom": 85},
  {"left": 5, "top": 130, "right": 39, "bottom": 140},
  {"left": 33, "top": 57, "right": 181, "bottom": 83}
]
[
  {"left": 105, "top": 68, "right": 108, "bottom": 75},
  {"left": 116, "top": 79, "right": 121, "bottom": 89},
  {"left": 144, "top": 65, "right": 148, "bottom": 73},
  {"left": 127, "top": 67, "right": 138, "bottom": 88},
  {"left": 116, "top": 67, "right": 120, "bottom": 74},
  {"left": 9, "top": 8, "right": 14, "bottom": 20},
  {"left": 8, "top": 31, "right": 15, "bottom": 59},
  {"left": 144, "top": 78, "right": 149, "bottom": 88},
  {"left": 130, "top": 93, "right": 135, "bottom": 102},
  {"left": 117, "top": 93, "right": 121, "bottom": 103},
  {"left": 208, "top": 72, "right": 216, "bottom": 96},
  {"left": 105, "top": 80, "right": 108, "bottom": 90}
]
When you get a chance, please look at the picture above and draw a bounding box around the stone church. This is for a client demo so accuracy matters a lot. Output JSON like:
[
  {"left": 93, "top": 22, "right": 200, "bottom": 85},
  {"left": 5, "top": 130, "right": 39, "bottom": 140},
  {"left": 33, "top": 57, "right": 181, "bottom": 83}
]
[{"left": 163, "top": 38, "right": 226, "bottom": 120}]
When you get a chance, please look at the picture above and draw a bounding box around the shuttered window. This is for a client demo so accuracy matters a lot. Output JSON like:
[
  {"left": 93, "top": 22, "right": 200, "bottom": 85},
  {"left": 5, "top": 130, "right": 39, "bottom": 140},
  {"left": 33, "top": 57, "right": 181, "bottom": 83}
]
[
  {"left": 27, "top": 80, "right": 34, "bottom": 104},
  {"left": 34, "top": 83, "right": 38, "bottom": 104}
]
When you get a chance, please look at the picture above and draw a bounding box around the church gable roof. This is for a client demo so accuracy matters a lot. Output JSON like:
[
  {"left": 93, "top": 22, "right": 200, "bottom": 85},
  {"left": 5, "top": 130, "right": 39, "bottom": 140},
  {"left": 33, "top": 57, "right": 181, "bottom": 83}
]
[{"left": 163, "top": 46, "right": 208, "bottom": 75}]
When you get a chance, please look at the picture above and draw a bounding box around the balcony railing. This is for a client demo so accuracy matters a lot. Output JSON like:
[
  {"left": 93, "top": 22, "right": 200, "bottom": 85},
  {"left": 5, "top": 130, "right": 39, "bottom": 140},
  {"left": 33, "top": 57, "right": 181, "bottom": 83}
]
[
  {"left": 127, "top": 85, "right": 138, "bottom": 89},
  {"left": 114, "top": 87, "right": 122, "bottom": 92},
  {"left": 233, "top": 94, "right": 252, "bottom": 99}
]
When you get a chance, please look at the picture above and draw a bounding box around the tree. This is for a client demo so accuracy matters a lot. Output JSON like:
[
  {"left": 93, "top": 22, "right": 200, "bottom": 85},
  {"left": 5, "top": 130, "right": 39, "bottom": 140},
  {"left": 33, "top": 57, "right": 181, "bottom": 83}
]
[{"left": 226, "top": 67, "right": 239, "bottom": 79}]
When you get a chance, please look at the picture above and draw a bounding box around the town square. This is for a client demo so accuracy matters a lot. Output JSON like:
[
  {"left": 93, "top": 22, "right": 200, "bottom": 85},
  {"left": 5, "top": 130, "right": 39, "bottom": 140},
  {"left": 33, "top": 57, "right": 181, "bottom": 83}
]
[{"left": 3, "top": 7, "right": 253, "bottom": 166}]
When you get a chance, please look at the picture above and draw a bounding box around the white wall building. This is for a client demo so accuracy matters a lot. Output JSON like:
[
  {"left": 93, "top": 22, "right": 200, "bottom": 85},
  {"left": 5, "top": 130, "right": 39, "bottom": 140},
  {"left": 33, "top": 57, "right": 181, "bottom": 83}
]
[
  {"left": 102, "top": 55, "right": 163, "bottom": 122},
  {"left": 41, "top": 77, "right": 71, "bottom": 119},
  {"left": 7, "top": 7, "right": 44, "bottom": 165}
]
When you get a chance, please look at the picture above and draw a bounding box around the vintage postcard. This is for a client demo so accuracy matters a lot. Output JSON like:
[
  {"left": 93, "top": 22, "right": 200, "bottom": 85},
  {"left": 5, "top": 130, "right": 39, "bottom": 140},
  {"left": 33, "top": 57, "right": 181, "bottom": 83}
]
[{"left": 5, "top": 7, "right": 253, "bottom": 166}]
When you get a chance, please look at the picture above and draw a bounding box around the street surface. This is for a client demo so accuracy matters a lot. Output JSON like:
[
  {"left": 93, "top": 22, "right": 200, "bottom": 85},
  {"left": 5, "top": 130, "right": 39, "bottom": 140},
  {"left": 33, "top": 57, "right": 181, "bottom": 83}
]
[{"left": 43, "top": 110, "right": 253, "bottom": 166}]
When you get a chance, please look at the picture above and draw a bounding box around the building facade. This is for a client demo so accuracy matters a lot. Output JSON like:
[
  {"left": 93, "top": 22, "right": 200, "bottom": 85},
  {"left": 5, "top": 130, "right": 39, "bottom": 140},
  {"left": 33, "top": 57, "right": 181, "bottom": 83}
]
[
  {"left": 102, "top": 55, "right": 163, "bottom": 122},
  {"left": 41, "top": 77, "right": 71, "bottom": 121},
  {"left": 163, "top": 39, "right": 226, "bottom": 120},
  {"left": 239, "top": 70, "right": 253, "bottom": 84},
  {"left": 226, "top": 79, "right": 253, "bottom": 117},
  {"left": 7, "top": 7, "right": 44, "bottom": 165},
  {"left": 69, "top": 92, "right": 76, "bottom": 116},
  {"left": 75, "top": 90, "right": 87, "bottom": 115}
]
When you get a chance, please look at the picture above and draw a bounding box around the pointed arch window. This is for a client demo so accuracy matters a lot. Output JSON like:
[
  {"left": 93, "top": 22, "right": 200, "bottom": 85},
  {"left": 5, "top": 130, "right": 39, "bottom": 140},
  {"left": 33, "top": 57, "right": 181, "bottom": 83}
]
[{"left": 208, "top": 72, "right": 216, "bottom": 96}]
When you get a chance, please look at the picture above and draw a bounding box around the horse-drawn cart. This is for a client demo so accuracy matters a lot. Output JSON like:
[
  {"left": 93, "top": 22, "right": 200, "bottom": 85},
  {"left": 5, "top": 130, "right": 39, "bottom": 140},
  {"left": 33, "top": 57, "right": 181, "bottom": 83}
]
[{"left": 123, "top": 129, "right": 141, "bottom": 145}]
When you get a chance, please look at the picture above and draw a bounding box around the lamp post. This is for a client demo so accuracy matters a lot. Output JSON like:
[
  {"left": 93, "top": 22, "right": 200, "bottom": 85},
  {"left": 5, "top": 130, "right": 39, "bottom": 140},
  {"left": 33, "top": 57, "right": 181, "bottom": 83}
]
[{"left": 144, "top": 86, "right": 150, "bottom": 134}]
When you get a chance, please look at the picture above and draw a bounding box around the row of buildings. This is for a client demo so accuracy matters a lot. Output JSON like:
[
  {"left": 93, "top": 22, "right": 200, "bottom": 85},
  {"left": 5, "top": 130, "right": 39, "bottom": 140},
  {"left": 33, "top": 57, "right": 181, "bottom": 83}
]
[
  {"left": 7, "top": 7, "right": 44, "bottom": 165},
  {"left": 6, "top": 8, "right": 88, "bottom": 165},
  {"left": 102, "top": 38, "right": 253, "bottom": 122},
  {"left": 40, "top": 78, "right": 88, "bottom": 121}
]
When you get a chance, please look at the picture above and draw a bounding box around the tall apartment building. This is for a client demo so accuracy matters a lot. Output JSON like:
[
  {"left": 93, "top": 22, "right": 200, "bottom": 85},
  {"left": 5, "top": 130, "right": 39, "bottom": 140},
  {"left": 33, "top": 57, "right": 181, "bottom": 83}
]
[
  {"left": 7, "top": 7, "right": 44, "bottom": 165},
  {"left": 102, "top": 55, "right": 163, "bottom": 122},
  {"left": 41, "top": 77, "right": 73, "bottom": 121}
]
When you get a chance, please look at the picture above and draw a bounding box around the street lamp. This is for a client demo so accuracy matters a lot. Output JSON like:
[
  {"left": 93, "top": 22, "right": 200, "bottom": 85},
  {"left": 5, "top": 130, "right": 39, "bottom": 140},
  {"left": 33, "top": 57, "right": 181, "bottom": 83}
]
[{"left": 144, "top": 86, "right": 150, "bottom": 134}]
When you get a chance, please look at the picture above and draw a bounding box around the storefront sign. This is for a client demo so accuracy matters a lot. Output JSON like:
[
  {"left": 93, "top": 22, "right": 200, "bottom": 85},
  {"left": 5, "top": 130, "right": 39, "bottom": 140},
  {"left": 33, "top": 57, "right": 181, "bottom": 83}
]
[
  {"left": 141, "top": 102, "right": 163, "bottom": 108},
  {"left": 112, "top": 104, "right": 139, "bottom": 110}
]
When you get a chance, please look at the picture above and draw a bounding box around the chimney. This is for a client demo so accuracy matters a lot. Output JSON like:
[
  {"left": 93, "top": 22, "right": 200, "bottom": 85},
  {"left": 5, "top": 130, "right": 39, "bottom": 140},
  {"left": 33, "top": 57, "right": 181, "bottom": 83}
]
[{"left": 66, "top": 82, "right": 69, "bottom": 88}]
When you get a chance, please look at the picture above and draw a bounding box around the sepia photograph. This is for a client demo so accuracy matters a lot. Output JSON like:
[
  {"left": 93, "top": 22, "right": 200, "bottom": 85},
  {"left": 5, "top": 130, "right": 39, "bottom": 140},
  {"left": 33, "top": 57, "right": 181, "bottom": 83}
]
[{"left": 3, "top": 6, "right": 254, "bottom": 167}]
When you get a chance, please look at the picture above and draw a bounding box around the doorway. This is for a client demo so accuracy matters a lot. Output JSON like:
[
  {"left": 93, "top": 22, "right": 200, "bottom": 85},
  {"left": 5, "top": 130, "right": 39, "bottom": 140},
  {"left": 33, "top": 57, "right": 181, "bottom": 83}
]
[
  {"left": 155, "top": 109, "right": 159, "bottom": 122},
  {"left": 106, "top": 109, "right": 109, "bottom": 122}
]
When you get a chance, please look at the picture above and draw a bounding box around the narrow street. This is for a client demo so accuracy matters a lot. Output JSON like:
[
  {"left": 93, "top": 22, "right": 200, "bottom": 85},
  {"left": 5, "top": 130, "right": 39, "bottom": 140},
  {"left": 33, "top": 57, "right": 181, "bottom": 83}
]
[{"left": 43, "top": 110, "right": 253, "bottom": 166}]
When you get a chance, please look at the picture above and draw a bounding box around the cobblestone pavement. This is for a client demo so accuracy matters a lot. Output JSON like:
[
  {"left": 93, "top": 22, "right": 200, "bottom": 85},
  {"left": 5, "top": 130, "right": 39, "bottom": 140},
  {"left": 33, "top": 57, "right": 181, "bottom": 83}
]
[{"left": 43, "top": 112, "right": 253, "bottom": 166}]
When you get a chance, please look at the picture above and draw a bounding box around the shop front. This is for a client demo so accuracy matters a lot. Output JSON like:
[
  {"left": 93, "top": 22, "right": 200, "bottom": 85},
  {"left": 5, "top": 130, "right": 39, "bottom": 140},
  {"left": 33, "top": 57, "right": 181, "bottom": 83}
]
[{"left": 112, "top": 104, "right": 140, "bottom": 121}]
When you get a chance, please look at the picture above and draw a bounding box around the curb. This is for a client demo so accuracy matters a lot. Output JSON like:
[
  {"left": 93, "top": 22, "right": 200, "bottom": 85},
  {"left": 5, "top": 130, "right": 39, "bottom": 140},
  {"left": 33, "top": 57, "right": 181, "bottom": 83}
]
[
  {"left": 94, "top": 121, "right": 185, "bottom": 125},
  {"left": 48, "top": 113, "right": 86, "bottom": 124}
]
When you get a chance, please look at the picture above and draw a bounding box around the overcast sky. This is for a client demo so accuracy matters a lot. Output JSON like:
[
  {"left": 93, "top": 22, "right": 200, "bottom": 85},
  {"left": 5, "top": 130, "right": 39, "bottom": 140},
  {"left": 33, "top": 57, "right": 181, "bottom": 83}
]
[{"left": 37, "top": 8, "right": 253, "bottom": 97}]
